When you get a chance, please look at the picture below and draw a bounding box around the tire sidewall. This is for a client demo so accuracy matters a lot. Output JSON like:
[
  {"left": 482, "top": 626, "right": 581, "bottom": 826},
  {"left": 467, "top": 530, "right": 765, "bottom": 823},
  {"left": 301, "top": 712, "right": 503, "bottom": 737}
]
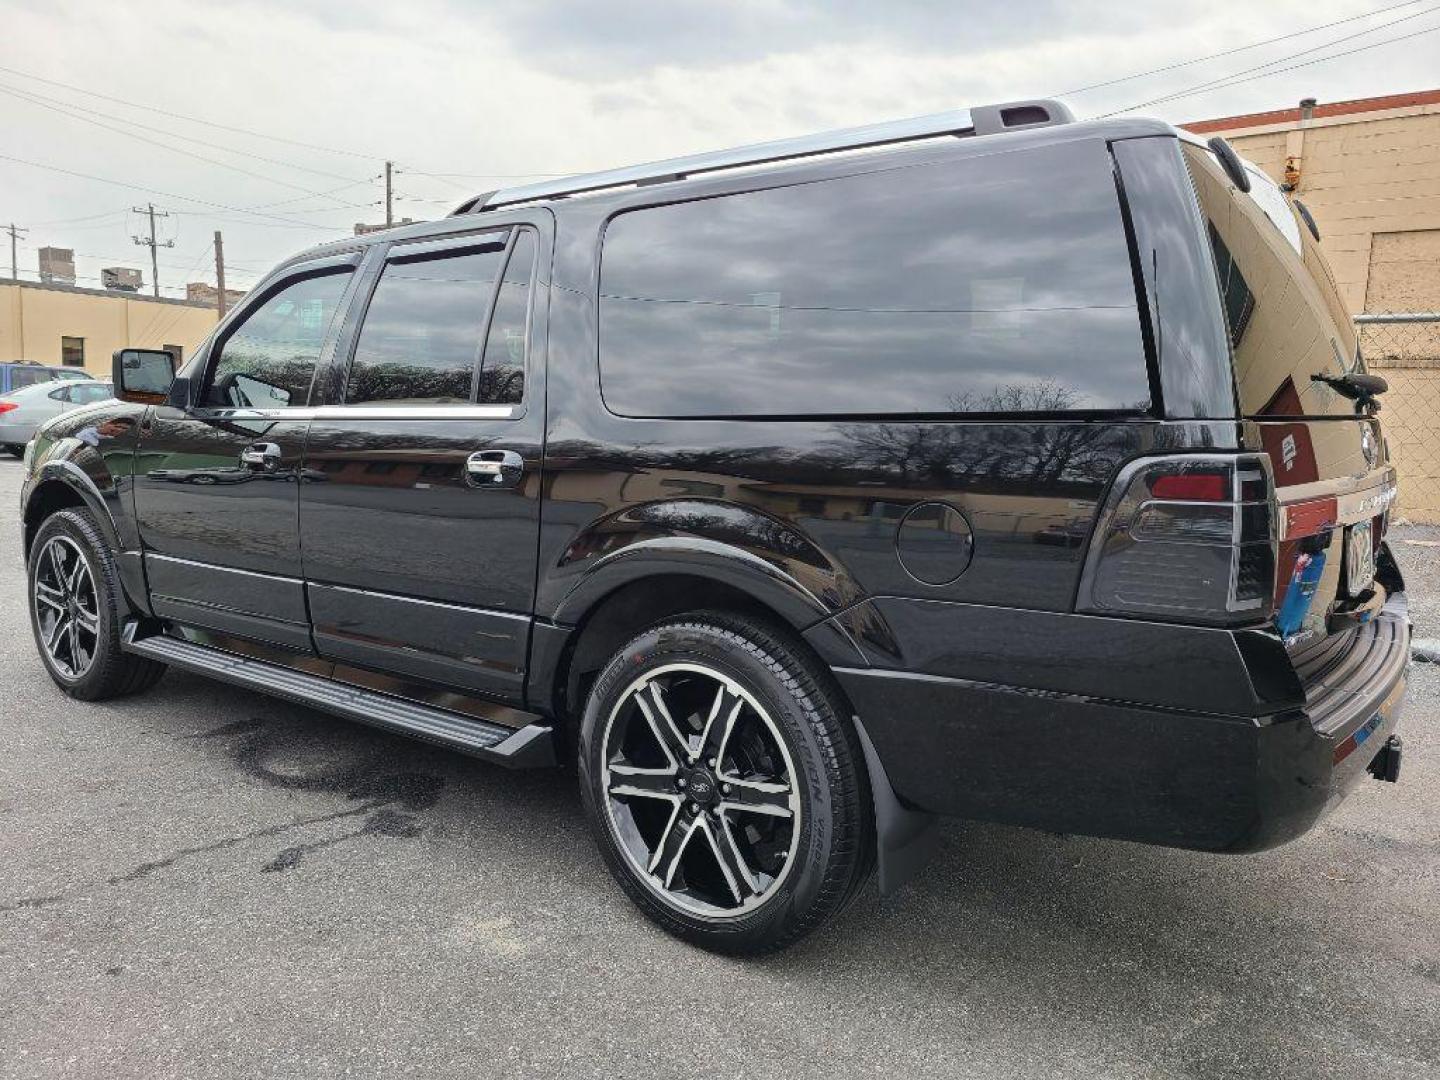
[
  {"left": 27, "top": 509, "right": 122, "bottom": 698},
  {"left": 578, "top": 618, "right": 844, "bottom": 949}
]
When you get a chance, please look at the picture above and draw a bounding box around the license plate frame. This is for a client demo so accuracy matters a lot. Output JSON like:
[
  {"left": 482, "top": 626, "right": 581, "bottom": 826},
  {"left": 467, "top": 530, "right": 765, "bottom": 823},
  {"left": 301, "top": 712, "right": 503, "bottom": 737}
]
[{"left": 1346, "top": 520, "right": 1376, "bottom": 596}]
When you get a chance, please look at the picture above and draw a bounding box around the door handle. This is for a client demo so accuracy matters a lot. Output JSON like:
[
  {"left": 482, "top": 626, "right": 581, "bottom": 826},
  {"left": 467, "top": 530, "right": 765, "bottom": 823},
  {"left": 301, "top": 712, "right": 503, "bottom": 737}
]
[
  {"left": 466, "top": 449, "right": 524, "bottom": 489},
  {"left": 239, "top": 442, "right": 282, "bottom": 472}
]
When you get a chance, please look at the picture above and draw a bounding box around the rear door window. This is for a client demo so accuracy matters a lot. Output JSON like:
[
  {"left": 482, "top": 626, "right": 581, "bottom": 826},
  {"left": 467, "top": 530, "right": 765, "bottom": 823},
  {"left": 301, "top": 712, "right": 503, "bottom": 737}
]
[
  {"left": 598, "top": 140, "right": 1149, "bottom": 417},
  {"left": 345, "top": 237, "right": 507, "bottom": 406}
]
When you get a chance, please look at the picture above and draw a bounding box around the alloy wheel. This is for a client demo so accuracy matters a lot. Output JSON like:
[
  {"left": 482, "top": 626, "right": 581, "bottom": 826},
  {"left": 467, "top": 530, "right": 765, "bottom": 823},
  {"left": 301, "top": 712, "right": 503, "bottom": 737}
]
[
  {"left": 33, "top": 536, "right": 101, "bottom": 680},
  {"left": 601, "top": 662, "right": 802, "bottom": 918}
]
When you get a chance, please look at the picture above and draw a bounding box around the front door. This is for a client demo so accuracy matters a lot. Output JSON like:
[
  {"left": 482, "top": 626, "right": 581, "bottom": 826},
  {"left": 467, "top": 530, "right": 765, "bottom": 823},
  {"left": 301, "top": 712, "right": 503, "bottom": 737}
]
[
  {"left": 133, "top": 254, "right": 361, "bottom": 651},
  {"left": 299, "top": 221, "right": 548, "bottom": 703}
]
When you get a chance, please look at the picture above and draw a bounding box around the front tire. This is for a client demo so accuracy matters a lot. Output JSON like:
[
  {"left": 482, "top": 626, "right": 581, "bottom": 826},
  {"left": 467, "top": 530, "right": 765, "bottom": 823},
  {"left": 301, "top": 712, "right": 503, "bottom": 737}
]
[
  {"left": 578, "top": 611, "right": 873, "bottom": 953},
  {"left": 28, "top": 509, "right": 166, "bottom": 701}
]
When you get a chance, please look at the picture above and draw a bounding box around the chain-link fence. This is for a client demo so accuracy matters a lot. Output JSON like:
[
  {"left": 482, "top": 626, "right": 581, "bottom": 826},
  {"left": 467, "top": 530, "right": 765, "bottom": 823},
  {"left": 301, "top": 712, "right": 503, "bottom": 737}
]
[{"left": 1357, "top": 312, "right": 1440, "bottom": 524}]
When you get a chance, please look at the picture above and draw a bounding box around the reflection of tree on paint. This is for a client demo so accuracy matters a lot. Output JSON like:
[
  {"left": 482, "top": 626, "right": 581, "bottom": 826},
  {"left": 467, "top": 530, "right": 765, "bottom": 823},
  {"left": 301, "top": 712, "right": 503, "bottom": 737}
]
[{"left": 832, "top": 381, "right": 1132, "bottom": 494}]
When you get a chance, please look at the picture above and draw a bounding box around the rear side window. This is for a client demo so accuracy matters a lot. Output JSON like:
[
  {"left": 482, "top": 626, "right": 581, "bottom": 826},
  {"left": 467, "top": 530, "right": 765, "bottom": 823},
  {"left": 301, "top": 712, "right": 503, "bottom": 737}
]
[
  {"left": 346, "top": 239, "right": 507, "bottom": 406},
  {"left": 599, "top": 140, "right": 1148, "bottom": 417},
  {"left": 10, "top": 367, "right": 52, "bottom": 389},
  {"left": 476, "top": 229, "right": 536, "bottom": 405}
]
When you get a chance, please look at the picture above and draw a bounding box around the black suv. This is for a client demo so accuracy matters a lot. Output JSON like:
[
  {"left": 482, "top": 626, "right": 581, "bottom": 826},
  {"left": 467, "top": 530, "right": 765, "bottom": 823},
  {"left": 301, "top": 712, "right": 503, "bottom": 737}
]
[{"left": 19, "top": 100, "right": 1410, "bottom": 953}]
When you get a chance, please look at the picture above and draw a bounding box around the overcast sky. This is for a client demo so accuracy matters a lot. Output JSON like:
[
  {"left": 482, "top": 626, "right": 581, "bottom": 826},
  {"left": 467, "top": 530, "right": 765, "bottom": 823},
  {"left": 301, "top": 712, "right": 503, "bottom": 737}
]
[{"left": 2, "top": 0, "right": 1437, "bottom": 298}]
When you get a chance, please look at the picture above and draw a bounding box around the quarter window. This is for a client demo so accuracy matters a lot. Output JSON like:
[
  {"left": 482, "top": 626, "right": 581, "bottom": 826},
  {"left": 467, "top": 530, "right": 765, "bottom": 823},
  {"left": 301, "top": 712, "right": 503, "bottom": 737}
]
[
  {"left": 598, "top": 140, "right": 1148, "bottom": 417},
  {"left": 204, "top": 269, "right": 352, "bottom": 408},
  {"left": 345, "top": 240, "right": 506, "bottom": 406},
  {"left": 477, "top": 230, "right": 535, "bottom": 405}
]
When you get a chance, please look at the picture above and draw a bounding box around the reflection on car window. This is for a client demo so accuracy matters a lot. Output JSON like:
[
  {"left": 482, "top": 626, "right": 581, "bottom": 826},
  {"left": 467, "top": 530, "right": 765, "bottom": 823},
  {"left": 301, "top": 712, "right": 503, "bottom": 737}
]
[
  {"left": 598, "top": 140, "right": 1149, "bottom": 417},
  {"left": 1184, "top": 144, "right": 1359, "bottom": 417},
  {"left": 205, "top": 269, "right": 352, "bottom": 408},
  {"left": 346, "top": 240, "right": 506, "bottom": 406},
  {"left": 477, "top": 229, "right": 535, "bottom": 405}
]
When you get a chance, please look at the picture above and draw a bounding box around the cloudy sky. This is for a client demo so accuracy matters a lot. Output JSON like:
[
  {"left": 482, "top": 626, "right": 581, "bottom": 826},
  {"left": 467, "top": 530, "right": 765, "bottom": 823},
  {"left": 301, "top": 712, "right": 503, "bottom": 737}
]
[{"left": 2, "top": 0, "right": 1437, "bottom": 297}]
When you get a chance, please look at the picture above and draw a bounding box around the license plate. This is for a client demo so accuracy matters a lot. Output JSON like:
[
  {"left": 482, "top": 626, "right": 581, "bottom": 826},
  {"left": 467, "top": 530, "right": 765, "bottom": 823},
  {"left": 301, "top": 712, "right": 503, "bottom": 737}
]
[{"left": 1347, "top": 520, "right": 1376, "bottom": 595}]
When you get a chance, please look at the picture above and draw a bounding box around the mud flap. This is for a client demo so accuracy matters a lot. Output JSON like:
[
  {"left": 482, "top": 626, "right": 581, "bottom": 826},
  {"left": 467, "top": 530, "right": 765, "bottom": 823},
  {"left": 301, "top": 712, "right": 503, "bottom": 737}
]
[{"left": 852, "top": 715, "right": 941, "bottom": 895}]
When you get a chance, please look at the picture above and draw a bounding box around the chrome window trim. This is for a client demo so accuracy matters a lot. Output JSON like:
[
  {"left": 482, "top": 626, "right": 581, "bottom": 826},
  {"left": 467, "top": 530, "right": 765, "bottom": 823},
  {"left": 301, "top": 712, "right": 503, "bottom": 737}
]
[{"left": 184, "top": 404, "right": 520, "bottom": 422}]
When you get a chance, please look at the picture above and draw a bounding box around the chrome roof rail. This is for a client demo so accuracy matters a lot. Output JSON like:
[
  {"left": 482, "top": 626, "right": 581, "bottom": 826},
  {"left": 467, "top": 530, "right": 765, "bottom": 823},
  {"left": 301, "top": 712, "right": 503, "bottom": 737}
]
[{"left": 451, "top": 98, "right": 1073, "bottom": 215}]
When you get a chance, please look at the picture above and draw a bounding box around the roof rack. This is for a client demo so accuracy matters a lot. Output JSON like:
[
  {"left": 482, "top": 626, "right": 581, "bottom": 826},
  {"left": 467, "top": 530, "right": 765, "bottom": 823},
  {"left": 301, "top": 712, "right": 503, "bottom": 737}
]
[{"left": 451, "top": 98, "right": 1074, "bottom": 215}]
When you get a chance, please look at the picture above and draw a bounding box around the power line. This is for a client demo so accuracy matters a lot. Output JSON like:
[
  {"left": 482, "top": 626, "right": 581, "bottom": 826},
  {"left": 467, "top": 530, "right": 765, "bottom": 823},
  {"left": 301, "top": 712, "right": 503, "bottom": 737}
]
[
  {"left": 1103, "top": 14, "right": 1440, "bottom": 116},
  {"left": 0, "top": 151, "right": 347, "bottom": 230},
  {"left": 0, "top": 81, "right": 377, "bottom": 211},
  {"left": 0, "top": 78, "right": 369, "bottom": 186},
  {"left": 0, "top": 61, "right": 382, "bottom": 162},
  {"left": 1053, "top": 0, "right": 1428, "bottom": 96}
]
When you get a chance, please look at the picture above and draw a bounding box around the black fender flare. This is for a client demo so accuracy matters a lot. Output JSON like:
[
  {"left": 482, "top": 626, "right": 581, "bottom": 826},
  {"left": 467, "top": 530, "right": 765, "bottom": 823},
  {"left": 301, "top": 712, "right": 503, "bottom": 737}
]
[{"left": 24, "top": 458, "right": 125, "bottom": 555}]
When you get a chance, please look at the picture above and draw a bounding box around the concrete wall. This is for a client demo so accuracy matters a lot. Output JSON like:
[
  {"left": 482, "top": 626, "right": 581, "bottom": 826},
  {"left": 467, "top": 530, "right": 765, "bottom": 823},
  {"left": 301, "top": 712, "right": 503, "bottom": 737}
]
[
  {"left": 1205, "top": 101, "right": 1440, "bottom": 522},
  {"left": 0, "top": 281, "right": 219, "bottom": 379}
]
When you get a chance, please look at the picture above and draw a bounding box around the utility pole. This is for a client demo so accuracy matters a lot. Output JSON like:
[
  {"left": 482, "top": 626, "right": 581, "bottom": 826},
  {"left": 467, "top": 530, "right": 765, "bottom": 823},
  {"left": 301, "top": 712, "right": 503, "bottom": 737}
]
[
  {"left": 384, "top": 161, "right": 394, "bottom": 227},
  {"left": 4, "top": 222, "right": 27, "bottom": 280},
  {"left": 213, "top": 230, "right": 227, "bottom": 318},
  {"left": 132, "top": 203, "right": 173, "bottom": 298}
]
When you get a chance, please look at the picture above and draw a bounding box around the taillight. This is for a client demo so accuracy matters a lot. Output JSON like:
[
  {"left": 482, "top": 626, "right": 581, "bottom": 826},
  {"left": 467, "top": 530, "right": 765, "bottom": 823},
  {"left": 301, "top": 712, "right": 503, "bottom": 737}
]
[
  {"left": 0, "top": 402, "right": 18, "bottom": 414},
  {"left": 1078, "top": 455, "right": 1277, "bottom": 627}
]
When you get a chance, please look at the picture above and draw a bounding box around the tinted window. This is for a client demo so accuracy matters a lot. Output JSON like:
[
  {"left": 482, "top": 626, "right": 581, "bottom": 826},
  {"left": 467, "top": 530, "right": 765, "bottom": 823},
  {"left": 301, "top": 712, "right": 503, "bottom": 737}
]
[
  {"left": 11, "top": 367, "right": 53, "bottom": 388},
  {"left": 70, "top": 384, "right": 113, "bottom": 404},
  {"left": 477, "top": 230, "right": 535, "bottom": 405},
  {"left": 206, "top": 269, "right": 352, "bottom": 408},
  {"left": 599, "top": 140, "right": 1147, "bottom": 417},
  {"left": 1184, "top": 144, "right": 1358, "bottom": 417},
  {"left": 346, "top": 240, "right": 506, "bottom": 405}
]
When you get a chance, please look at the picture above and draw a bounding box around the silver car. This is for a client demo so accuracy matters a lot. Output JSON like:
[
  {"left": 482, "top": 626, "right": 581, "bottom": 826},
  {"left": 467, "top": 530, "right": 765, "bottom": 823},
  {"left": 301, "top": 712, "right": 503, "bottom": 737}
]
[{"left": 0, "top": 380, "right": 114, "bottom": 457}]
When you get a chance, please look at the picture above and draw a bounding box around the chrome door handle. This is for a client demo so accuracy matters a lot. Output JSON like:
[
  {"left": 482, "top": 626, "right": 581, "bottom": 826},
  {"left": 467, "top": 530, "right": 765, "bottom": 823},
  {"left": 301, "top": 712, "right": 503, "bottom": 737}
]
[
  {"left": 240, "top": 442, "right": 281, "bottom": 471},
  {"left": 466, "top": 449, "right": 524, "bottom": 488}
]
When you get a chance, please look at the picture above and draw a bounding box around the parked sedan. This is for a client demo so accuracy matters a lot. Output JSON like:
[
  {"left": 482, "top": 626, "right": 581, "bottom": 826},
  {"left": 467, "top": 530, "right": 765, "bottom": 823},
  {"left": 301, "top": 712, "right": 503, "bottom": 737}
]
[{"left": 0, "top": 380, "right": 113, "bottom": 456}]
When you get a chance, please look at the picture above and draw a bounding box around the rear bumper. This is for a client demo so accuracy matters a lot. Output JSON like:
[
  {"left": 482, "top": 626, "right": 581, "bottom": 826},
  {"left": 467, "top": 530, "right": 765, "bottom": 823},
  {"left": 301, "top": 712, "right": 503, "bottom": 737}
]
[{"left": 831, "top": 592, "right": 1410, "bottom": 853}]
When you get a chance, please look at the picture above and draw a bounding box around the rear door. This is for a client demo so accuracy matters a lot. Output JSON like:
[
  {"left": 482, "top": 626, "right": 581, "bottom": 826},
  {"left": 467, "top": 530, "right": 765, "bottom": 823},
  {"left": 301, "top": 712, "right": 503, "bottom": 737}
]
[
  {"left": 1182, "top": 142, "right": 1398, "bottom": 649},
  {"left": 299, "top": 218, "right": 549, "bottom": 703}
]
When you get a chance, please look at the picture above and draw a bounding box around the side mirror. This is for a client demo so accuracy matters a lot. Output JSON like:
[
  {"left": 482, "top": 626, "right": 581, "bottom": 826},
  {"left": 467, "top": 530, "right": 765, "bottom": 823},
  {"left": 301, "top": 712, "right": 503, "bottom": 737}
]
[{"left": 112, "top": 348, "right": 177, "bottom": 405}]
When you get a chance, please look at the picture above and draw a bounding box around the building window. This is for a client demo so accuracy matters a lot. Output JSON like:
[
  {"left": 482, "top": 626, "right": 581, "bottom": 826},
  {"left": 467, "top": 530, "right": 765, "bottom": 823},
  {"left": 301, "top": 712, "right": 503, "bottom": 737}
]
[
  {"left": 61, "top": 337, "right": 85, "bottom": 367},
  {"left": 164, "top": 344, "right": 184, "bottom": 364}
]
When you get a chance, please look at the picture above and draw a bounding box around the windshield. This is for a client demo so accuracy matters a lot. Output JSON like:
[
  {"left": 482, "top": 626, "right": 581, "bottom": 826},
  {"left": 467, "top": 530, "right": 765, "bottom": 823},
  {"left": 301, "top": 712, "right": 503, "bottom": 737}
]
[{"left": 1183, "top": 142, "right": 1361, "bottom": 418}]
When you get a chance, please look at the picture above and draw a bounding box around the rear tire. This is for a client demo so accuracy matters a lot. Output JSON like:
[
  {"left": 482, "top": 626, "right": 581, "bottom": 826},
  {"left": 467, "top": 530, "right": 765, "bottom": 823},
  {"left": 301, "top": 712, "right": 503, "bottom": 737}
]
[
  {"left": 578, "top": 611, "right": 873, "bottom": 954},
  {"left": 28, "top": 509, "right": 166, "bottom": 701},
  {"left": 3, "top": 444, "right": 23, "bottom": 459}
]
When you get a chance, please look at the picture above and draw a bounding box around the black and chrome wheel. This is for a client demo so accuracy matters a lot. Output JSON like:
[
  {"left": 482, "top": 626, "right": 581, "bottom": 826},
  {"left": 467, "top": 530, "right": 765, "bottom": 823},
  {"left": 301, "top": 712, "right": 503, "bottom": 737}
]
[
  {"left": 579, "top": 612, "right": 873, "bottom": 953},
  {"left": 33, "top": 534, "right": 101, "bottom": 680},
  {"left": 28, "top": 508, "right": 166, "bottom": 701}
]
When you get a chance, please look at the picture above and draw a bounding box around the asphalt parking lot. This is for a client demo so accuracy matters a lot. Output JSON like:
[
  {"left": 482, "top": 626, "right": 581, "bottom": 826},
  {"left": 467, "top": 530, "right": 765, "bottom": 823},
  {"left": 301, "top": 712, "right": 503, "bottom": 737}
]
[{"left": 1, "top": 456, "right": 1436, "bottom": 1080}]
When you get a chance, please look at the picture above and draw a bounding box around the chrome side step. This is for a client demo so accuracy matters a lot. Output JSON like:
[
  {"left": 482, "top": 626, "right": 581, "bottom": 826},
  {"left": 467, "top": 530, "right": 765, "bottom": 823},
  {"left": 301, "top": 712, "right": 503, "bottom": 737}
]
[{"left": 122, "top": 629, "right": 556, "bottom": 768}]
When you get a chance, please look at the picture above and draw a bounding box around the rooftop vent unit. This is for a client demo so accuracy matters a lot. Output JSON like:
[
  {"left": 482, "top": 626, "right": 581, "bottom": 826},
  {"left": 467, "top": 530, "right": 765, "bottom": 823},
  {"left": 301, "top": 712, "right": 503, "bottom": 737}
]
[
  {"left": 38, "top": 246, "right": 75, "bottom": 285},
  {"left": 102, "top": 266, "right": 144, "bottom": 292},
  {"left": 451, "top": 98, "right": 1074, "bottom": 215}
]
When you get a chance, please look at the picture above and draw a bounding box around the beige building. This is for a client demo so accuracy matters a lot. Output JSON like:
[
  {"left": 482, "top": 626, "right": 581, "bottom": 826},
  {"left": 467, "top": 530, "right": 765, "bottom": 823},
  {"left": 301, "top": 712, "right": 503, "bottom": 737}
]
[
  {"left": 1186, "top": 89, "right": 1440, "bottom": 521},
  {"left": 0, "top": 279, "right": 220, "bottom": 379}
]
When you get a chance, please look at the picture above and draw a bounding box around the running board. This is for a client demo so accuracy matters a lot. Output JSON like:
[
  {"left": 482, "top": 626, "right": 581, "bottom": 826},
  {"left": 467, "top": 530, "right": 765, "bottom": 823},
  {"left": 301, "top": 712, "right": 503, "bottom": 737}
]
[{"left": 122, "top": 629, "right": 556, "bottom": 768}]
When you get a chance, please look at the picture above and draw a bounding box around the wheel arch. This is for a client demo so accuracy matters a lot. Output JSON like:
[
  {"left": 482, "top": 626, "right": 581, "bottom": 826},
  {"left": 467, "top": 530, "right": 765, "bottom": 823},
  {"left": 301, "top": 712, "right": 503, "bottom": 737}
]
[
  {"left": 23, "top": 464, "right": 121, "bottom": 559},
  {"left": 23, "top": 462, "right": 149, "bottom": 620}
]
